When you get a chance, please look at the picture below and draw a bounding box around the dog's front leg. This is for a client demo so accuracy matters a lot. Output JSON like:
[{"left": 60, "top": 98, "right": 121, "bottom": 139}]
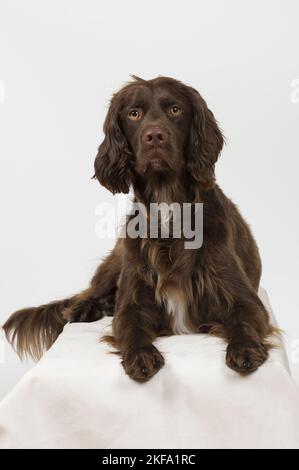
[
  {"left": 214, "top": 255, "right": 275, "bottom": 374},
  {"left": 112, "top": 267, "right": 165, "bottom": 382},
  {"left": 225, "top": 296, "right": 273, "bottom": 374}
]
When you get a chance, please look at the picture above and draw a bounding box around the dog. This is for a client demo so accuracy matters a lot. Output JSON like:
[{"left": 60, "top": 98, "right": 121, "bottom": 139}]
[{"left": 3, "top": 76, "right": 276, "bottom": 382}]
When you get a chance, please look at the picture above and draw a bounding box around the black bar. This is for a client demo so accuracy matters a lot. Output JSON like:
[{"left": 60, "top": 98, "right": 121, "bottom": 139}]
[{"left": 0, "top": 448, "right": 296, "bottom": 466}]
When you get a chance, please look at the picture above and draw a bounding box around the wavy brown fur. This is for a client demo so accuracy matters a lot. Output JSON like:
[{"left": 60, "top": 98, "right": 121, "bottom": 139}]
[{"left": 3, "top": 299, "right": 72, "bottom": 360}]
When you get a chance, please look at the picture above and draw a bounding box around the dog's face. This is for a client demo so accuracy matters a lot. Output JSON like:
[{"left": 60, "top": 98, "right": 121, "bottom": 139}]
[
  {"left": 119, "top": 79, "right": 192, "bottom": 177},
  {"left": 94, "top": 76, "right": 224, "bottom": 194}
]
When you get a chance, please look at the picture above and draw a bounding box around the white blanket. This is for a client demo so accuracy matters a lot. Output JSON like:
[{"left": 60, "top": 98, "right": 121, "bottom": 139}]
[{"left": 0, "top": 288, "right": 299, "bottom": 449}]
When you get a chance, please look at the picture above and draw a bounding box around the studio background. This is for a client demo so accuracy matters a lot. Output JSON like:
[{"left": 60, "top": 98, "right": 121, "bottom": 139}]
[{"left": 0, "top": 0, "right": 298, "bottom": 399}]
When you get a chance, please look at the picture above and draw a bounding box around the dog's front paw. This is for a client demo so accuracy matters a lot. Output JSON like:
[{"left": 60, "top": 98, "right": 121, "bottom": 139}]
[
  {"left": 122, "top": 345, "right": 165, "bottom": 382},
  {"left": 226, "top": 339, "right": 268, "bottom": 374}
]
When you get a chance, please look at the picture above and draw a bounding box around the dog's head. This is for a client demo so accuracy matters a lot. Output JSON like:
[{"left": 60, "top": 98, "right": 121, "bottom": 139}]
[{"left": 94, "top": 76, "right": 224, "bottom": 194}]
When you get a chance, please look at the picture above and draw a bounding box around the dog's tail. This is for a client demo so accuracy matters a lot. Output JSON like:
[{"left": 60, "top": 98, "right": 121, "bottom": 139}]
[{"left": 2, "top": 297, "right": 74, "bottom": 360}]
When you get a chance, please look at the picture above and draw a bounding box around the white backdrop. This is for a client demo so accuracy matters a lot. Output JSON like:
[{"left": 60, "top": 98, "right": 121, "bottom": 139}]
[{"left": 0, "top": 0, "right": 298, "bottom": 399}]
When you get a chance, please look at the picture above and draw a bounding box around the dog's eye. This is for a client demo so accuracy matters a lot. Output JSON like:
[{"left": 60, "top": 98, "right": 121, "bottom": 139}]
[
  {"left": 169, "top": 105, "right": 183, "bottom": 117},
  {"left": 128, "top": 109, "right": 142, "bottom": 121}
]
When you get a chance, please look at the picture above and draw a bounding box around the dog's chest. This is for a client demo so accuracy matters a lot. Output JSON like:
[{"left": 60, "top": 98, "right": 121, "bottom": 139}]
[
  {"left": 143, "top": 242, "right": 195, "bottom": 334},
  {"left": 160, "top": 286, "right": 194, "bottom": 334}
]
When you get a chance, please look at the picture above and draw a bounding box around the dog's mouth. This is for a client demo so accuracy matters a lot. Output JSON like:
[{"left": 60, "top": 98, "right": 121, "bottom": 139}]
[
  {"left": 147, "top": 146, "right": 166, "bottom": 158},
  {"left": 135, "top": 143, "right": 181, "bottom": 176},
  {"left": 144, "top": 147, "right": 171, "bottom": 170},
  {"left": 144, "top": 155, "right": 171, "bottom": 174}
]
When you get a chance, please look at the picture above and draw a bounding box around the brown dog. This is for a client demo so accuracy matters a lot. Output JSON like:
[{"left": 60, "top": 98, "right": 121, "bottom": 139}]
[{"left": 3, "top": 76, "right": 276, "bottom": 382}]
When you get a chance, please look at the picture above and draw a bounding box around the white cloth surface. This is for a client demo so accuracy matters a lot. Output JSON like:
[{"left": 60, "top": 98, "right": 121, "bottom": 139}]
[{"left": 0, "top": 288, "right": 299, "bottom": 449}]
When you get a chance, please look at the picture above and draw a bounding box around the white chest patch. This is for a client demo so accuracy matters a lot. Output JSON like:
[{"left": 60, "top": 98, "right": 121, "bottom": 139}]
[{"left": 162, "top": 291, "right": 194, "bottom": 335}]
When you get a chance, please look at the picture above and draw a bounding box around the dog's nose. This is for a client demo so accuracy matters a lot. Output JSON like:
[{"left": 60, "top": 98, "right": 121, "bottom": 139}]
[{"left": 142, "top": 127, "right": 167, "bottom": 146}]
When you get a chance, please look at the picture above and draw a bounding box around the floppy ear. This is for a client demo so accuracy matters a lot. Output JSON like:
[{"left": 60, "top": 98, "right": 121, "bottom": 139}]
[
  {"left": 186, "top": 87, "right": 224, "bottom": 190},
  {"left": 93, "top": 94, "right": 133, "bottom": 194}
]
